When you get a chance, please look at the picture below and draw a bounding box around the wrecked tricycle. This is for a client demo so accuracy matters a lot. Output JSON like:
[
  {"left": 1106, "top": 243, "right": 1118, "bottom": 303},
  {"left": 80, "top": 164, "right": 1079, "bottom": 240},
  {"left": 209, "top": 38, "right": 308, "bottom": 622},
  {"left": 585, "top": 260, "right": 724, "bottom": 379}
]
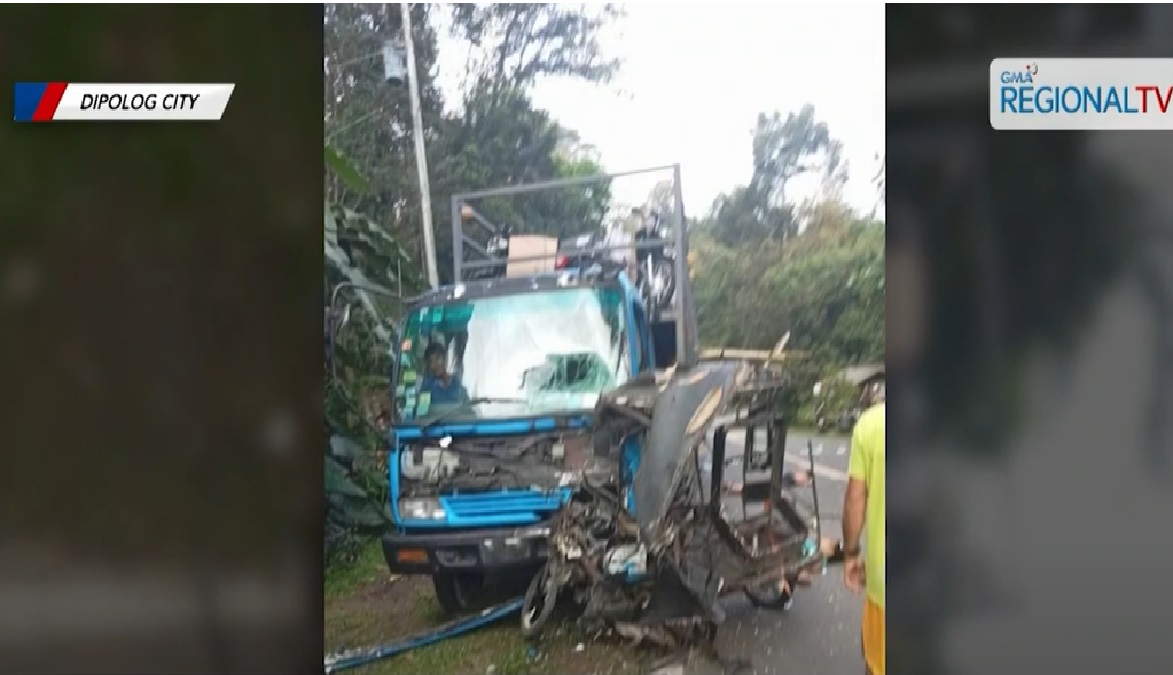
[{"left": 518, "top": 358, "right": 844, "bottom": 668}]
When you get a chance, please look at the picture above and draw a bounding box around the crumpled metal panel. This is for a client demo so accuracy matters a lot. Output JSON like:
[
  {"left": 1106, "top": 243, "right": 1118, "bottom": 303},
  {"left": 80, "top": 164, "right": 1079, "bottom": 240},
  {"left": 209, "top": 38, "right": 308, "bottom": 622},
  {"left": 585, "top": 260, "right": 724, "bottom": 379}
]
[{"left": 632, "top": 361, "right": 742, "bottom": 540}]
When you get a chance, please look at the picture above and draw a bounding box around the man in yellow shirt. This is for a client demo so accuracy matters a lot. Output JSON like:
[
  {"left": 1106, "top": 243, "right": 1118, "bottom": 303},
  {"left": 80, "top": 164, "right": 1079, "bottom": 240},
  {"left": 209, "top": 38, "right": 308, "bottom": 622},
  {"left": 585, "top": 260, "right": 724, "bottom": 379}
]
[{"left": 843, "top": 383, "right": 885, "bottom": 675}]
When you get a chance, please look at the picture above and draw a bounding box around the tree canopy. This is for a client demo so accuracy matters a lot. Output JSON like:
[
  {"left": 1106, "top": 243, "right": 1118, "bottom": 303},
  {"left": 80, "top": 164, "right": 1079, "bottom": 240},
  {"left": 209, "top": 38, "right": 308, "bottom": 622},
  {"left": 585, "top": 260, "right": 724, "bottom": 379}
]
[
  {"left": 691, "top": 107, "right": 884, "bottom": 377},
  {"left": 324, "top": 3, "right": 620, "bottom": 295}
]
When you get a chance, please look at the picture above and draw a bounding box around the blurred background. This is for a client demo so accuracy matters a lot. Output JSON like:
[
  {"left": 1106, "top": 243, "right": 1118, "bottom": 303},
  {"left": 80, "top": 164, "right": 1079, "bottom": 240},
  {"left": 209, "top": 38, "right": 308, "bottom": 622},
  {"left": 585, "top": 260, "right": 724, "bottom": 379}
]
[
  {"left": 0, "top": 6, "right": 322, "bottom": 673},
  {"left": 888, "top": 5, "right": 1173, "bottom": 674}
]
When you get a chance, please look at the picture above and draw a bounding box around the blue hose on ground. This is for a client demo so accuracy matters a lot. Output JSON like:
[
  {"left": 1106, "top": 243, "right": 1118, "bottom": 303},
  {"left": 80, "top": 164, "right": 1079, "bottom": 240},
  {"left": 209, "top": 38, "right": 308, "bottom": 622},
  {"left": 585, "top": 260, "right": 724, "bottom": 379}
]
[{"left": 324, "top": 596, "right": 526, "bottom": 673}]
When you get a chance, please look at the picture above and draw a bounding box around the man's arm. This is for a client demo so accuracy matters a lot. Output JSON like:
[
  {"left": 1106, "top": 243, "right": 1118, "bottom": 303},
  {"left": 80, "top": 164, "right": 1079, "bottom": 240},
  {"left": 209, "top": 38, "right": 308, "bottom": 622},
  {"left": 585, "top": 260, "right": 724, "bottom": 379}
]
[{"left": 842, "top": 423, "right": 868, "bottom": 556}]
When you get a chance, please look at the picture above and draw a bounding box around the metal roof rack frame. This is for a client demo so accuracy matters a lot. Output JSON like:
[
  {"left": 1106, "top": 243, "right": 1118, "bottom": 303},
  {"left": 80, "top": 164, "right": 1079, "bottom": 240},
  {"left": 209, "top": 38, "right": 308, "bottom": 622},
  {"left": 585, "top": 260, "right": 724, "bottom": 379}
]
[{"left": 449, "top": 163, "right": 698, "bottom": 369}]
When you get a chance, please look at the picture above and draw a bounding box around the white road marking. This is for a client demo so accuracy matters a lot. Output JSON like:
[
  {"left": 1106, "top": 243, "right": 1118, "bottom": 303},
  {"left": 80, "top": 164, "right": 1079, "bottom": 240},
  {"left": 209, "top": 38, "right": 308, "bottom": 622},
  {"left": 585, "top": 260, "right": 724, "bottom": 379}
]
[
  {"left": 836, "top": 444, "right": 847, "bottom": 456},
  {"left": 785, "top": 454, "right": 850, "bottom": 482},
  {"left": 720, "top": 428, "right": 849, "bottom": 481}
]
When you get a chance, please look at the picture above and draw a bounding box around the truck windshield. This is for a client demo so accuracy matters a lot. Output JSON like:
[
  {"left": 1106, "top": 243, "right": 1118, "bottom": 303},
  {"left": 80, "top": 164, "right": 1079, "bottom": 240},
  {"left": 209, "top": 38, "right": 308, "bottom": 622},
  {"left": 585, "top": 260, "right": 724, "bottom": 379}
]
[{"left": 394, "top": 286, "right": 629, "bottom": 422}]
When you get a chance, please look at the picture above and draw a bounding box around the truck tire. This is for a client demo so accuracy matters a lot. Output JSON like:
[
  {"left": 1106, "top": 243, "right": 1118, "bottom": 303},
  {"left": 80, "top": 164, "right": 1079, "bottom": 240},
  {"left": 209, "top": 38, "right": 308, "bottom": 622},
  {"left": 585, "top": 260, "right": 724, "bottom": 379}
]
[{"left": 431, "top": 571, "right": 486, "bottom": 615}]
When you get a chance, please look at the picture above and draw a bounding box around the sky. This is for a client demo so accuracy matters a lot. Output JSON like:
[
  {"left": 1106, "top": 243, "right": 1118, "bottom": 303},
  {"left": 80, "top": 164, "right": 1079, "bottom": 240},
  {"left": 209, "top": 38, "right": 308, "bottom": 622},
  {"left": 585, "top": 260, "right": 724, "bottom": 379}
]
[{"left": 435, "top": 2, "right": 885, "bottom": 218}]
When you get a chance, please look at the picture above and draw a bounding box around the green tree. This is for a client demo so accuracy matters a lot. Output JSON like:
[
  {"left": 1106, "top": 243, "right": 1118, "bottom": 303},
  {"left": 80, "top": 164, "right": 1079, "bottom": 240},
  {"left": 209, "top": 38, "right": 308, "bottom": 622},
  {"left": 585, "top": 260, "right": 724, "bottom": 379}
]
[
  {"left": 767, "top": 203, "right": 885, "bottom": 365},
  {"left": 749, "top": 104, "right": 847, "bottom": 207},
  {"left": 324, "top": 144, "right": 414, "bottom": 563},
  {"left": 427, "top": 4, "right": 623, "bottom": 277},
  {"left": 449, "top": 3, "right": 622, "bottom": 100},
  {"left": 691, "top": 106, "right": 884, "bottom": 415},
  {"left": 702, "top": 104, "right": 847, "bottom": 247},
  {"left": 324, "top": 3, "right": 445, "bottom": 272},
  {"left": 431, "top": 86, "right": 612, "bottom": 252}
]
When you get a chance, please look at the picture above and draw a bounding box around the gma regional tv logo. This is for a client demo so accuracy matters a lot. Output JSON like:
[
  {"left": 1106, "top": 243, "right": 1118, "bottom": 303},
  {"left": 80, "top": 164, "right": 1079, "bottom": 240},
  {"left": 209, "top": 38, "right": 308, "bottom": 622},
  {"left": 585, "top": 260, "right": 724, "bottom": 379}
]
[
  {"left": 990, "top": 58, "right": 1173, "bottom": 131},
  {"left": 1002, "top": 61, "right": 1040, "bottom": 85}
]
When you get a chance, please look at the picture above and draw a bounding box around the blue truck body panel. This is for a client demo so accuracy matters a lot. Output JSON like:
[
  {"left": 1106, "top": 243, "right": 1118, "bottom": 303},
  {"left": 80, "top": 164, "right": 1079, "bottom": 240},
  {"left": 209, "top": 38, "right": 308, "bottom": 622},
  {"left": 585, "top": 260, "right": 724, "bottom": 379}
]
[{"left": 384, "top": 269, "right": 656, "bottom": 579}]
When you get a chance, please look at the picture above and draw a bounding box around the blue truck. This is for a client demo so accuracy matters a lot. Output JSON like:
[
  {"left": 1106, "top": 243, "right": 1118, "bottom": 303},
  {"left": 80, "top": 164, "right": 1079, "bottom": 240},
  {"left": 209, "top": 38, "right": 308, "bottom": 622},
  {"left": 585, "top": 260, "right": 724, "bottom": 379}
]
[
  {"left": 378, "top": 166, "right": 696, "bottom": 613},
  {"left": 327, "top": 167, "right": 839, "bottom": 672}
]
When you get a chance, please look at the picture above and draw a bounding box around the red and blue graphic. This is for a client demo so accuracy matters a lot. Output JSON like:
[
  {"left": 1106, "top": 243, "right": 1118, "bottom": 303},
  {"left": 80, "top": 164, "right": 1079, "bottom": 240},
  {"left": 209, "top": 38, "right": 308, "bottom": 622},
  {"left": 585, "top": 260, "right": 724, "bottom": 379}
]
[{"left": 13, "top": 82, "right": 69, "bottom": 122}]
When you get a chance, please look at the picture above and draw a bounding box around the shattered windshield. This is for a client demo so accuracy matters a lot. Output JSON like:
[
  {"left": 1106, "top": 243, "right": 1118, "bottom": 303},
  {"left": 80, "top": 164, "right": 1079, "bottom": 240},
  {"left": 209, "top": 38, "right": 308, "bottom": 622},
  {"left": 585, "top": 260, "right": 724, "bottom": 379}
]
[{"left": 394, "top": 286, "right": 629, "bottom": 422}]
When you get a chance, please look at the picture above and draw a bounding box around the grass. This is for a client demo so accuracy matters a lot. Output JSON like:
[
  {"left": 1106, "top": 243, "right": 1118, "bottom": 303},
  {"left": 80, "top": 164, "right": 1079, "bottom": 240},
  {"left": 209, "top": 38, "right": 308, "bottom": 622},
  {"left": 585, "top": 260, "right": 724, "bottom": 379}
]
[
  {"left": 325, "top": 539, "right": 387, "bottom": 600},
  {"left": 324, "top": 539, "right": 650, "bottom": 675}
]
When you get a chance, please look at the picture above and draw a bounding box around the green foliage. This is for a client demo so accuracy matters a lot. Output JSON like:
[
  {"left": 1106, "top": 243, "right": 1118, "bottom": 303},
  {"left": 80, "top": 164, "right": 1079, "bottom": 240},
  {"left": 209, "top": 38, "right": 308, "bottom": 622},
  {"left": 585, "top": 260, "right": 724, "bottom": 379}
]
[
  {"left": 324, "top": 145, "right": 372, "bottom": 195},
  {"left": 449, "top": 3, "right": 622, "bottom": 94},
  {"left": 326, "top": 3, "right": 622, "bottom": 287},
  {"left": 325, "top": 433, "right": 395, "bottom": 564},
  {"left": 795, "top": 375, "right": 859, "bottom": 427},
  {"left": 750, "top": 105, "right": 846, "bottom": 207},
  {"left": 690, "top": 107, "right": 885, "bottom": 415},
  {"left": 694, "top": 209, "right": 884, "bottom": 365},
  {"left": 433, "top": 87, "right": 613, "bottom": 249},
  {"left": 324, "top": 142, "right": 405, "bottom": 564},
  {"left": 324, "top": 3, "right": 445, "bottom": 278},
  {"left": 701, "top": 104, "right": 847, "bottom": 247}
]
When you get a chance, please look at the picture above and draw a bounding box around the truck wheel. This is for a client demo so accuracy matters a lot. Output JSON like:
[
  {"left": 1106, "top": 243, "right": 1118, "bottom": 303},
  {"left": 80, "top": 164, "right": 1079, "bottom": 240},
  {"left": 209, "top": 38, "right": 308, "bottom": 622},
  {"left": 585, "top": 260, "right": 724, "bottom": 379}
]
[{"left": 431, "top": 571, "right": 486, "bottom": 615}]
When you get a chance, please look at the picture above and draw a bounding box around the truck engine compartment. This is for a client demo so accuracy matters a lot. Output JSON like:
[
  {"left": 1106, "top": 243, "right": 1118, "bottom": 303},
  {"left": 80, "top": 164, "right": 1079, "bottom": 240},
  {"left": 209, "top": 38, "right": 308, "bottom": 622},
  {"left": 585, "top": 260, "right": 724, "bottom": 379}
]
[{"left": 396, "top": 431, "right": 606, "bottom": 498}]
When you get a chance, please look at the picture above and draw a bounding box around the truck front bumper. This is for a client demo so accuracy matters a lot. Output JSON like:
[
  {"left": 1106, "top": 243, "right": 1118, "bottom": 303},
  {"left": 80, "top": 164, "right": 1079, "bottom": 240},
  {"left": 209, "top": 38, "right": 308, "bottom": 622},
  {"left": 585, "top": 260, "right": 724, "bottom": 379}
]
[{"left": 382, "top": 523, "right": 553, "bottom": 575}]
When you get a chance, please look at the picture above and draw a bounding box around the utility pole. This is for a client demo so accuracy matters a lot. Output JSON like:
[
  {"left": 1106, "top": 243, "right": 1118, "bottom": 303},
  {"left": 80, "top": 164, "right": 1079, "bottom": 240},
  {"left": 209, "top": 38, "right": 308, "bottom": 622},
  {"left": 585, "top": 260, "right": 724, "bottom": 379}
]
[{"left": 400, "top": 2, "right": 440, "bottom": 289}]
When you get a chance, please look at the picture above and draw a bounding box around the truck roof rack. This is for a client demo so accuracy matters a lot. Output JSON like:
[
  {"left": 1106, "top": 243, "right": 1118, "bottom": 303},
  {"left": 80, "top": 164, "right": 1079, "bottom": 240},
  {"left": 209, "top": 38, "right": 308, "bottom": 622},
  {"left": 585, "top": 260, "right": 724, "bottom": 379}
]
[{"left": 449, "top": 164, "right": 698, "bottom": 369}]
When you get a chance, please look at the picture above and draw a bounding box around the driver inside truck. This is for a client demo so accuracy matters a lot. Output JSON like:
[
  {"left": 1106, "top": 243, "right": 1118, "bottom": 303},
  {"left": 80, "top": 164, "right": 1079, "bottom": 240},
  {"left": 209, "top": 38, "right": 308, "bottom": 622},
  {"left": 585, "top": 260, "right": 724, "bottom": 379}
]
[{"left": 416, "top": 342, "right": 468, "bottom": 405}]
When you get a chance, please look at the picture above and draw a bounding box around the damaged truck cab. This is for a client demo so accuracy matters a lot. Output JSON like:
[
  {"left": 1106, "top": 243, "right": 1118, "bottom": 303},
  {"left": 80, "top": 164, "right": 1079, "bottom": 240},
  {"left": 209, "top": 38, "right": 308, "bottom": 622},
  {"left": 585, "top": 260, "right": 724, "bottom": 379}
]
[
  {"left": 383, "top": 269, "right": 657, "bottom": 612},
  {"left": 382, "top": 166, "right": 695, "bottom": 614}
]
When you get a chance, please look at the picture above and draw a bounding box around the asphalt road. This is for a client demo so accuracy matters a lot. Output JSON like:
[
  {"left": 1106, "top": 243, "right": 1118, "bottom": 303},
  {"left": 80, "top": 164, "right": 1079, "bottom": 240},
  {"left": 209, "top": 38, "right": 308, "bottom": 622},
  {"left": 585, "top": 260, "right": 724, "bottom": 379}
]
[{"left": 681, "top": 429, "right": 862, "bottom": 675}]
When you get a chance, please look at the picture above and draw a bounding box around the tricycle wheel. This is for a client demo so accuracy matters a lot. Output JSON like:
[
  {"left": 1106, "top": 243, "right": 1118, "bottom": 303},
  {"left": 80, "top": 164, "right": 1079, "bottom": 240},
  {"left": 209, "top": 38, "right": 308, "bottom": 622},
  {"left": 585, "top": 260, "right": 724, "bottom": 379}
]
[
  {"left": 520, "top": 565, "right": 558, "bottom": 639},
  {"left": 431, "top": 571, "right": 486, "bottom": 615}
]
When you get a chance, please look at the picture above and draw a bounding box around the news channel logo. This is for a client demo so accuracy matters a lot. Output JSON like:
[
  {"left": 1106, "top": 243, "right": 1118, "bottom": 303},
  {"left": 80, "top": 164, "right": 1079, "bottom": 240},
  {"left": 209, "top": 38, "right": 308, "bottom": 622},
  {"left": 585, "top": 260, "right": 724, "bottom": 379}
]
[{"left": 989, "top": 58, "right": 1173, "bottom": 131}]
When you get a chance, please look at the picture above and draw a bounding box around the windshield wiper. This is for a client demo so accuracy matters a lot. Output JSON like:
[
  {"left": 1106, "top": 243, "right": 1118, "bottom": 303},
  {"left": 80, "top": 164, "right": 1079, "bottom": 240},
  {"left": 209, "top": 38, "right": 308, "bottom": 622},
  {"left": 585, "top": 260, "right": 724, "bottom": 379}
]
[{"left": 418, "top": 397, "right": 528, "bottom": 435}]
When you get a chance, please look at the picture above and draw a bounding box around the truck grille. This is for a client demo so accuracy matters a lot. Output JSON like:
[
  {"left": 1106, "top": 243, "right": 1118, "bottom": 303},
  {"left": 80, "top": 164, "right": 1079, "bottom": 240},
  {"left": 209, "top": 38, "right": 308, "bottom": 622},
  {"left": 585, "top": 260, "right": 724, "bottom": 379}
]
[{"left": 439, "top": 488, "right": 570, "bottom": 527}]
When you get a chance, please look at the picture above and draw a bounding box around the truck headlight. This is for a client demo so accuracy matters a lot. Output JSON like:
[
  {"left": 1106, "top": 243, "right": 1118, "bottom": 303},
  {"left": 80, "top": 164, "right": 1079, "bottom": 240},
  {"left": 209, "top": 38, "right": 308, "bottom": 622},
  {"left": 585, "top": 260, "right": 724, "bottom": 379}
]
[{"left": 399, "top": 498, "right": 447, "bottom": 521}]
